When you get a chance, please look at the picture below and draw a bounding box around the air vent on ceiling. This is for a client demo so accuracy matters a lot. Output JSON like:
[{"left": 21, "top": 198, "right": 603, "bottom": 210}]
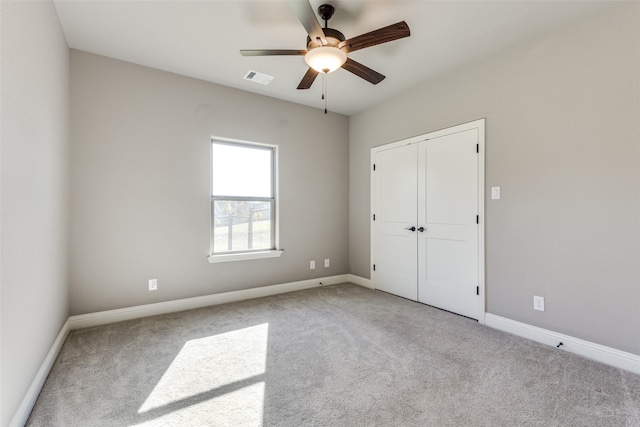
[{"left": 244, "top": 70, "right": 273, "bottom": 85}]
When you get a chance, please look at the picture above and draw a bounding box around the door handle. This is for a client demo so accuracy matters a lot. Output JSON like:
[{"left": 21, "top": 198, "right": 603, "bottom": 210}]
[
  {"left": 418, "top": 227, "right": 426, "bottom": 232},
  {"left": 404, "top": 226, "right": 416, "bottom": 232}
]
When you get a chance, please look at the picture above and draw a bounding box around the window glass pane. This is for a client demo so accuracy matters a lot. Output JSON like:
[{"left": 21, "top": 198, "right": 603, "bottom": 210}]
[
  {"left": 212, "top": 143, "right": 272, "bottom": 197},
  {"left": 212, "top": 200, "right": 273, "bottom": 252}
]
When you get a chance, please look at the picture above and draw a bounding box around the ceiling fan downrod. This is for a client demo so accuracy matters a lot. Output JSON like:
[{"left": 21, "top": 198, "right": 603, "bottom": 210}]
[
  {"left": 318, "top": 4, "right": 335, "bottom": 29},
  {"left": 239, "top": 0, "right": 411, "bottom": 104}
]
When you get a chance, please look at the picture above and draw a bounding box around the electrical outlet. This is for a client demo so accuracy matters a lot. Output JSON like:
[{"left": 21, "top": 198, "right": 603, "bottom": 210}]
[
  {"left": 310, "top": 260, "right": 315, "bottom": 270},
  {"left": 149, "top": 279, "right": 157, "bottom": 291},
  {"left": 491, "top": 186, "right": 501, "bottom": 200},
  {"left": 533, "top": 295, "right": 545, "bottom": 311},
  {"left": 324, "top": 258, "right": 330, "bottom": 268}
]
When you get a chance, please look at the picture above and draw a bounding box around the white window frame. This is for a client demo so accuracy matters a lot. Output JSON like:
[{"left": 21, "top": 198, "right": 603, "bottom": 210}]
[{"left": 207, "top": 137, "right": 282, "bottom": 263}]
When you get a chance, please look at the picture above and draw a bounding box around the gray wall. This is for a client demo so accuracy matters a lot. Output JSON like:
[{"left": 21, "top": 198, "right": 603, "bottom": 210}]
[
  {"left": 350, "top": 2, "right": 640, "bottom": 355},
  {"left": 69, "top": 50, "right": 349, "bottom": 315},
  {"left": 1, "top": 3, "right": 638, "bottom": 423},
  {"left": 0, "top": 1, "right": 70, "bottom": 425}
]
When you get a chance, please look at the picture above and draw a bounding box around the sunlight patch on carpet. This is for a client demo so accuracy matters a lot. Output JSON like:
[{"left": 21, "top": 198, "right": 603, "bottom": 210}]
[
  {"left": 131, "top": 382, "right": 265, "bottom": 426},
  {"left": 135, "top": 323, "right": 268, "bottom": 425}
]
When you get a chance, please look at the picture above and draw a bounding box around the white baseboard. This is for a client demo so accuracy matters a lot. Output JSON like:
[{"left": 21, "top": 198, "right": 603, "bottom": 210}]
[
  {"left": 10, "top": 319, "right": 70, "bottom": 427},
  {"left": 69, "top": 274, "right": 350, "bottom": 330},
  {"left": 485, "top": 313, "right": 640, "bottom": 375},
  {"left": 348, "top": 274, "right": 373, "bottom": 289},
  {"left": 7, "top": 277, "right": 370, "bottom": 425},
  {"left": 15, "top": 275, "right": 360, "bottom": 425}
]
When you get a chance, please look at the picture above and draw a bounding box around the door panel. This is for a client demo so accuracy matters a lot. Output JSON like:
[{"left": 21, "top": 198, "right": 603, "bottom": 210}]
[
  {"left": 373, "top": 144, "right": 418, "bottom": 300},
  {"left": 372, "top": 122, "right": 483, "bottom": 319},
  {"left": 418, "top": 129, "right": 479, "bottom": 319}
]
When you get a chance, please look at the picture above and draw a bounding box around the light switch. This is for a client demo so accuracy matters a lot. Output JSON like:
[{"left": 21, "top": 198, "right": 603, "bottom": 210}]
[{"left": 491, "top": 186, "right": 501, "bottom": 200}]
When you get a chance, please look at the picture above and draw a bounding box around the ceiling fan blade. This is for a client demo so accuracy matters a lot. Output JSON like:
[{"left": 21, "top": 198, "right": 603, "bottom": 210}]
[
  {"left": 240, "top": 49, "right": 306, "bottom": 56},
  {"left": 297, "top": 67, "right": 319, "bottom": 90},
  {"left": 339, "top": 21, "right": 410, "bottom": 53},
  {"left": 288, "top": 0, "right": 327, "bottom": 46},
  {"left": 341, "top": 58, "right": 385, "bottom": 85}
]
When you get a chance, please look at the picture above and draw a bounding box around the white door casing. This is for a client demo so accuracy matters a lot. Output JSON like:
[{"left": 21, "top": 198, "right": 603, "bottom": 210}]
[{"left": 371, "top": 119, "right": 485, "bottom": 322}]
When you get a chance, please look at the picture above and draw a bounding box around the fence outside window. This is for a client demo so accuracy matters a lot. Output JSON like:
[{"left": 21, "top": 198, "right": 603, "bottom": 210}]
[{"left": 210, "top": 140, "right": 276, "bottom": 255}]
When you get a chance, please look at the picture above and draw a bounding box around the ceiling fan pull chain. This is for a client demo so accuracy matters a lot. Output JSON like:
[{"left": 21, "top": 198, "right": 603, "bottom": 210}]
[
  {"left": 322, "top": 70, "right": 328, "bottom": 114},
  {"left": 241, "top": 2, "right": 410, "bottom": 102}
]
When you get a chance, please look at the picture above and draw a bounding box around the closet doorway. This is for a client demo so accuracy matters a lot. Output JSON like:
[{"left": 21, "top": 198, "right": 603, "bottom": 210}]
[{"left": 371, "top": 119, "right": 485, "bottom": 321}]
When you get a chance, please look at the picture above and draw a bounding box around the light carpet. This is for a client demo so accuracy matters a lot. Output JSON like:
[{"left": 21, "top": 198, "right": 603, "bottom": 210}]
[{"left": 27, "top": 284, "right": 640, "bottom": 426}]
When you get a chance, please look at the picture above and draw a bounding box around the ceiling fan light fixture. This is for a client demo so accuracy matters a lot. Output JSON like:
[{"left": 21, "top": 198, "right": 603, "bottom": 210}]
[{"left": 304, "top": 46, "right": 347, "bottom": 73}]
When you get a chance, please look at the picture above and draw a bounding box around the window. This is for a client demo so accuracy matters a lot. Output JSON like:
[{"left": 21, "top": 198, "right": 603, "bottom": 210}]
[{"left": 209, "top": 139, "right": 281, "bottom": 262}]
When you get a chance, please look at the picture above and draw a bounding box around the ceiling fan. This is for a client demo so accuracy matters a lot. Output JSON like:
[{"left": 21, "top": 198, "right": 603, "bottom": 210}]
[{"left": 240, "top": 0, "right": 410, "bottom": 90}]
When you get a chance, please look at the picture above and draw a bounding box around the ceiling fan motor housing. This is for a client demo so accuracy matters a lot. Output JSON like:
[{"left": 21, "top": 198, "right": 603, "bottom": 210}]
[
  {"left": 307, "top": 27, "right": 345, "bottom": 50},
  {"left": 240, "top": 0, "right": 410, "bottom": 88}
]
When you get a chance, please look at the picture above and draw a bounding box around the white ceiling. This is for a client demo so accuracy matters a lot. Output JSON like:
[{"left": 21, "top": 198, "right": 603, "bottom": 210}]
[{"left": 53, "top": 0, "right": 615, "bottom": 116}]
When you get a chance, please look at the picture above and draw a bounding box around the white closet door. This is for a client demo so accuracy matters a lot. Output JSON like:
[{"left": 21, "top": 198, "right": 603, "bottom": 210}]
[
  {"left": 417, "top": 129, "right": 479, "bottom": 319},
  {"left": 372, "top": 143, "right": 418, "bottom": 301}
]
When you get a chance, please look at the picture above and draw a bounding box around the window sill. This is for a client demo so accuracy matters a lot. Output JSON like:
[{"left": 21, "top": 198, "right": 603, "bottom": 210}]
[{"left": 207, "top": 250, "right": 284, "bottom": 263}]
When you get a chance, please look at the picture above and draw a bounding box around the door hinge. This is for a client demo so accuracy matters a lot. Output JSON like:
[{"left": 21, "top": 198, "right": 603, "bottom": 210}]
[
  {"left": 373, "top": 214, "right": 376, "bottom": 221},
  {"left": 476, "top": 286, "right": 479, "bottom": 296},
  {"left": 476, "top": 144, "right": 479, "bottom": 153},
  {"left": 373, "top": 164, "right": 376, "bottom": 171},
  {"left": 476, "top": 215, "right": 479, "bottom": 224},
  {"left": 373, "top": 264, "right": 376, "bottom": 271}
]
